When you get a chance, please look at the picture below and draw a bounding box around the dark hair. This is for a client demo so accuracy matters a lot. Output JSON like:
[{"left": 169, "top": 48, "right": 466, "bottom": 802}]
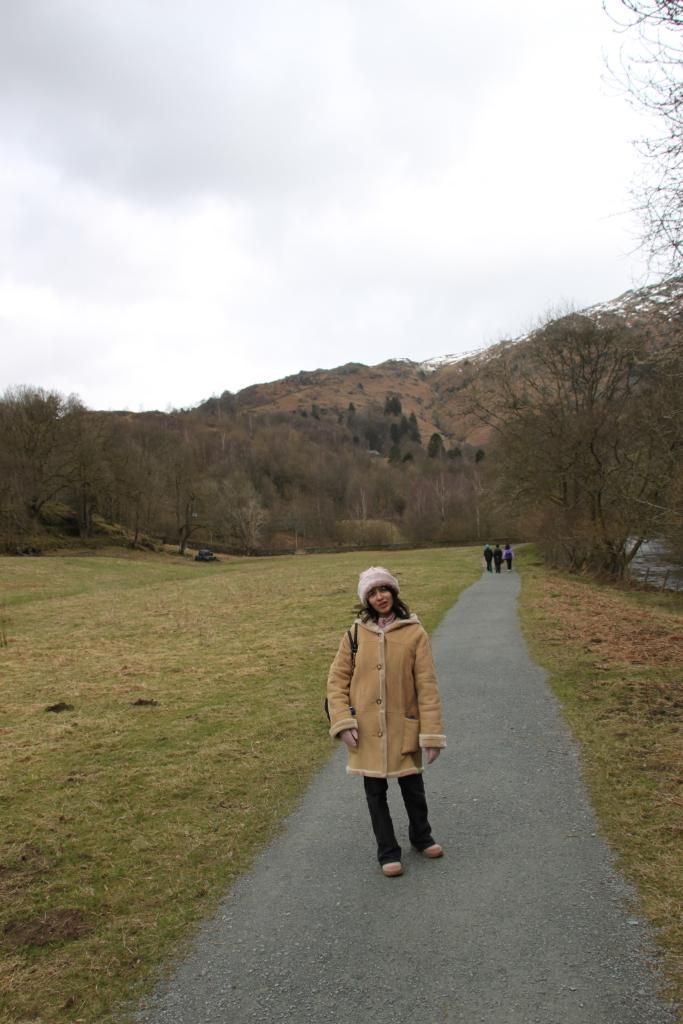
[{"left": 358, "top": 587, "right": 411, "bottom": 622}]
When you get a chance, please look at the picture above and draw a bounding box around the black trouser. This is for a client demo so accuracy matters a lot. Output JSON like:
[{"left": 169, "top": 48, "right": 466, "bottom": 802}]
[
  {"left": 505, "top": 559, "right": 512, "bottom": 570},
  {"left": 363, "top": 774, "right": 435, "bottom": 864}
]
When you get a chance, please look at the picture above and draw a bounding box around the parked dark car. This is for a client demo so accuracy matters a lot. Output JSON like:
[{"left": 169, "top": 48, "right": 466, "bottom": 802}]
[{"left": 194, "top": 548, "right": 218, "bottom": 562}]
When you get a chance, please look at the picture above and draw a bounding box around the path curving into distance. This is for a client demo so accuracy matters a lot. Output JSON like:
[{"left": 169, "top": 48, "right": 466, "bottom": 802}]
[{"left": 136, "top": 571, "right": 677, "bottom": 1024}]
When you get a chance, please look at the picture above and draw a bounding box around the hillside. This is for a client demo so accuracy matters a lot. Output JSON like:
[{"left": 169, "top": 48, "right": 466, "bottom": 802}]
[
  {"left": 203, "top": 276, "right": 683, "bottom": 447},
  {"left": 3, "top": 274, "right": 680, "bottom": 560}
]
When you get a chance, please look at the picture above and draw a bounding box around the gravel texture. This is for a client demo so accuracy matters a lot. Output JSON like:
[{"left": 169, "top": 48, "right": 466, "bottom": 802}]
[{"left": 136, "top": 571, "right": 677, "bottom": 1024}]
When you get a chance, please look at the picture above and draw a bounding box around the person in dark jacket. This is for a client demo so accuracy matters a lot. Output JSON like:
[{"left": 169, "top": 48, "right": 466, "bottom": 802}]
[
  {"left": 492, "top": 544, "right": 503, "bottom": 573},
  {"left": 483, "top": 543, "right": 493, "bottom": 572}
]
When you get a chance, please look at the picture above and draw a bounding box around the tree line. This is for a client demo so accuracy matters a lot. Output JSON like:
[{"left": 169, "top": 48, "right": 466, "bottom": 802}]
[
  {"left": 0, "top": 385, "right": 494, "bottom": 556},
  {"left": 2, "top": 311, "right": 680, "bottom": 579}
]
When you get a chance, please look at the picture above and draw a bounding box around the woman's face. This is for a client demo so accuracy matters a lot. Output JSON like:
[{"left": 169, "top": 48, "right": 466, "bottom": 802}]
[{"left": 367, "top": 585, "right": 394, "bottom": 616}]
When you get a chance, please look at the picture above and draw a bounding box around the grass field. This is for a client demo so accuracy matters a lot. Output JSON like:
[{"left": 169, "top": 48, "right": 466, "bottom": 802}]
[
  {"left": 0, "top": 547, "right": 480, "bottom": 1024},
  {"left": 516, "top": 547, "right": 683, "bottom": 1014}
]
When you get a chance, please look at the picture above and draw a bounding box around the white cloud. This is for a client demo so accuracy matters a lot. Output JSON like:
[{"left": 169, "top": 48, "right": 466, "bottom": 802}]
[{"left": 0, "top": 0, "right": 658, "bottom": 410}]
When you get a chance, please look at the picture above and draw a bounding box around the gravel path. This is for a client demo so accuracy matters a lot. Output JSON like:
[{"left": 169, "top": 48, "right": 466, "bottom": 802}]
[{"left": 136, "top": 571, "right": 677, "bottom": 1024}]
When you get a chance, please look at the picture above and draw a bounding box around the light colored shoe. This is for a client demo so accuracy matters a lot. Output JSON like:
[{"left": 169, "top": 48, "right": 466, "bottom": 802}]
[
  {"left": 421, "top": 844, "right": 443, "bottom": 859},
  {"left": 381, "top": 861, "right": 403, "bottom": 877}
]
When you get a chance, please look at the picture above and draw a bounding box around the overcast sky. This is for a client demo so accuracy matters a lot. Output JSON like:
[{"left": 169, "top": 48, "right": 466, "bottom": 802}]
[{"left": 0, "top": 0, "right": 657, "bottom": 412}]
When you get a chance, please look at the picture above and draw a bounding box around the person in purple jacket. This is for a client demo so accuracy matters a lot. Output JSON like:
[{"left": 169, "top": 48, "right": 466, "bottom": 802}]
[{"left": 503, "top": 543, "right": 514, "bottom": 570}]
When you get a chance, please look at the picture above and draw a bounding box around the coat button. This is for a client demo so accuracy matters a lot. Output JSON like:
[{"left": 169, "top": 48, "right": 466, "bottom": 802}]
[
  {"left": 376, "top": 698, "right": 382, "bottom": 704},
  {"left": 377, "top": 730, "right": 383, "bottom": 737},
  {"left": 377, "top": 664, "right": 382, "bottom": 669}
]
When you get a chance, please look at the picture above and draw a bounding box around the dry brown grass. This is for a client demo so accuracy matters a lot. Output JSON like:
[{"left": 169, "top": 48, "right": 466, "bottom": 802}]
[
  {"left": 518, "top": 549, "right": 683, "bottom": 1015},
  {"left": 0, "top": 546, "right": 479, "bottom": 1024}
]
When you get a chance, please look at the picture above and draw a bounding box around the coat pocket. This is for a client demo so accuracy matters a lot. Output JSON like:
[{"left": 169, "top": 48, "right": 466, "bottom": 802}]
[{"left": 401, "top": 717, "right": 420, "bottom": 755}]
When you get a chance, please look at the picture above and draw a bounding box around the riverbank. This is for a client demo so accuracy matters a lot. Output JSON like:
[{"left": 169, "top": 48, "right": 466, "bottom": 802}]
[{"left": 518, "top": 548, "right": 683, "bottom": 1013}]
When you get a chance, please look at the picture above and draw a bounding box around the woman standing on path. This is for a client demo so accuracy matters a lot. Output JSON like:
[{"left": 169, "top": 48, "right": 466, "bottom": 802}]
[
  {"left": 326, "top": 567, "right": 446, "bottom": 877},
  {"left": 503, "top": 543, "right": 514, "bottom": 570}
]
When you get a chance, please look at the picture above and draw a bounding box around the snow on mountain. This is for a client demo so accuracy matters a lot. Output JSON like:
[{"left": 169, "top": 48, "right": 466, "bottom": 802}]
[
  {"left": 581, "top": 276, "right": 683, "bottom": 320},
  {"left": 421, "top": 277, "right": 683, "bottom": 372},
  {"left": 420, "top": 346, "right": 491, "bottom": 373}
]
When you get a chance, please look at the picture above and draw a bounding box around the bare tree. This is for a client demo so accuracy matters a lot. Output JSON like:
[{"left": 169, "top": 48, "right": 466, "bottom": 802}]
[
  {"left": 107, "top": 419, "right": 168, "bottom": 545},
  {"left": 464, "top": 313, "right": 682, "bottom": 577},
  {"left": 605, "top": 0, "right": 683, "bottom": 269},
  {"left": 62, "top": 406, "right": 113, "bottom": 538},
  {"left": 0, "top": 386, "right": 79, "bottom": 529},
  {"left": 217, "top": 476, "right": 268, "bottom": 554},
  {"left": 152, "top": 428, "right": 208, "bottom": 555}
]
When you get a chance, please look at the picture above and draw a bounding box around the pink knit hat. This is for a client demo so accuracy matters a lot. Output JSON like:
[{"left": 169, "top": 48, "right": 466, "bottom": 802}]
[{"left": 357, "top": 566, "right": 400, "bottom": 605}]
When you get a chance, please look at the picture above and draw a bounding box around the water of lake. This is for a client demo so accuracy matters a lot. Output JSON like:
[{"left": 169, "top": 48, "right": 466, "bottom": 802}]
[{"left": 628, "top": 539, "right": 683, "bottom": 592}]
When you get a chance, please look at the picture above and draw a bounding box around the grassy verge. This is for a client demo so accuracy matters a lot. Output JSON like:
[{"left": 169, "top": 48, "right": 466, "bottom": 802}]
[
  {"left": 0, "top": 547, "right": 479, "bottom": 1024},
  {"left": 516, "top": 547, "right": 683, "bottom": 1013}
]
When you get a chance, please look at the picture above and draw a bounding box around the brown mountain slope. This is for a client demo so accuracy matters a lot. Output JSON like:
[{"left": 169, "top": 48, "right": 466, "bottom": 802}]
[
  {"left": 211, "top": 276, "right": 683, "bottom": 447},
  {"left": 234, "top": 360, "right": 442, "bottom": 445}
]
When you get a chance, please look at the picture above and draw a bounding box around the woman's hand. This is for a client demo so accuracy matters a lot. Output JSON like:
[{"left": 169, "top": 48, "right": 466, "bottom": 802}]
[
  {"left": 340, "top": 728, "right": 359, "bottom": 748},
  {"left": 423, "top": 747, "right": 440, "bottom": 765}
]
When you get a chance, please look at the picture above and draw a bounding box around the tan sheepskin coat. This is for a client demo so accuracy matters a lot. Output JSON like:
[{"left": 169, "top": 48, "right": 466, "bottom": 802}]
[{"left": 326, "top": 614, "right": 446, "bottom": 778}]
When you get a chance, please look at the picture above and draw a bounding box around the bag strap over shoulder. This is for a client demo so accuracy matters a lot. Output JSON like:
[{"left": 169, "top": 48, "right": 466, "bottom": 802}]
[
  {"left": 346, "top": 622, "right": 359, "bottom": 668},
  {"left": 324, "top": 623, "right": 359, "bottom": 723}
]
